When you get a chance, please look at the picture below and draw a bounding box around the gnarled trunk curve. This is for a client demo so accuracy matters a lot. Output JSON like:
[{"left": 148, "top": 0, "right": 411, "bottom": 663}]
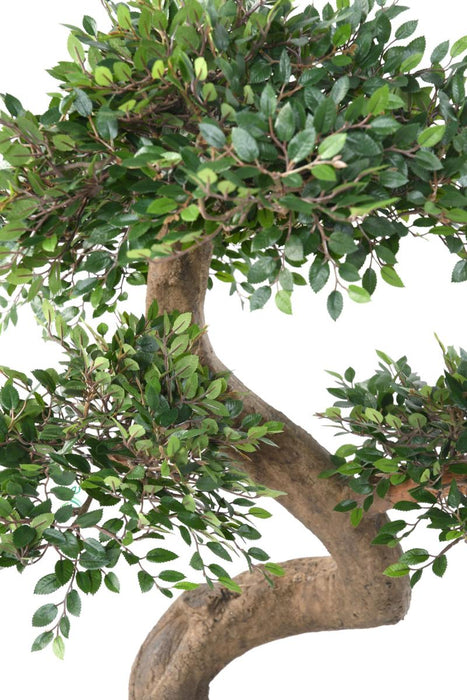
[{"left": 129, "top": 242, "right": 411, "bottom": 699}]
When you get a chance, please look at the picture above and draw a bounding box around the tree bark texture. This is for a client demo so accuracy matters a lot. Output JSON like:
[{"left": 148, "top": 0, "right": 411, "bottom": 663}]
[{"left": 129, "top": 242, "right": 411, "bottom": 699}]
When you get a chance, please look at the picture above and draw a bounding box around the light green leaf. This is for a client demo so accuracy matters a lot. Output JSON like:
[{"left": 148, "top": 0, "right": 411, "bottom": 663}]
[
  {"left": 194, "top": 57, "right": 208, "bottom": 80},
  {"left": 417, "top": 124, "right": 445, "bottom": 148},
  {"left": 53, "top": 636, "right": 65, "bottom": 660},
  {"left": 318, "top": 133, "right": 347, "bottom": 159},
  {"left": 348, "top": 285, "right": 371, "bottom": 303},
  {"left": 310, "top": 164, "right": 336, "bottom": 181},
  {"left": 381, "top": 265, "right": 404, "bottom": 287},
  {"left": 383, "top": 562, "right": 410, "bottom": 577},
  {"left": 94, "top": 66, "right": 113, "bottom": 86},
  {"left": 450, "top": 35, "right": 467, "bottom": 57},
  {"left": 275, "top": 290, "right": 292, "bottom": 315}
]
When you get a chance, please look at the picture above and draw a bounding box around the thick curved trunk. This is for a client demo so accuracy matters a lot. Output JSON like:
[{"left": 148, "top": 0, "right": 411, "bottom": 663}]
[{"left": 129, "top": 243, "right": 411, "bottom": 699}]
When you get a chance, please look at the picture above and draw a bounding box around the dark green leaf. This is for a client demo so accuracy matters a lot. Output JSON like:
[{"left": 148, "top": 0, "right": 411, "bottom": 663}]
[
  {"left": 13, "top": 525, "right": 36, "bottom": 548},
  {"left": 432, "top": 554, "right": 448, "bottom": 577},
  {"left": 314, "top": 98, "right": 337, "bottom": 133},
  {"left": 309, "top": 260, "right": 330, "bottom": 293},
  {"left": 31, "top": 631, "right": 54, "bottom": 652},
  {"left": 146, "top": 548, "right": 178, "bottom": 563},
  {"left": 327, "top": 291, "right": 343, "bottom": 321},
  {"left": 96, "top": 107, "right": 118, "bottom": 140}
]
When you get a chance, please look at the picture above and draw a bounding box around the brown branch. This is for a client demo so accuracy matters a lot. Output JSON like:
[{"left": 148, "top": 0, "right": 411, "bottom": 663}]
[{"left": 129, "top": 241, "right": 411, "bottom": 699}]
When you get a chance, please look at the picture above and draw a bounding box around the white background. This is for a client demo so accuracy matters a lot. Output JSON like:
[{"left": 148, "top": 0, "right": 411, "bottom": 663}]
[{"left": 0, "top": 1, "right": 466, "bottom": 698}]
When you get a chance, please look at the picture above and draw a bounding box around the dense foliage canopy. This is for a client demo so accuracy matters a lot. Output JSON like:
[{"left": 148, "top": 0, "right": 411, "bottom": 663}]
[{"left": 0, "top": 0, "right": 466, "bottom": 658}]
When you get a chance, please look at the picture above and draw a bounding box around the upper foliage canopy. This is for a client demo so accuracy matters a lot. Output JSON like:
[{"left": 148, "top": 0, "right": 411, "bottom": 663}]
[{"left": 0, "top": 0, "right": 466, "bottom": 327}]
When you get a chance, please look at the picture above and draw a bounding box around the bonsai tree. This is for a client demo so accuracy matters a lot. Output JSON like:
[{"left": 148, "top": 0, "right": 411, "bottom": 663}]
[{"left": 0, "top": 0, "right": 466, "bottom": 696}]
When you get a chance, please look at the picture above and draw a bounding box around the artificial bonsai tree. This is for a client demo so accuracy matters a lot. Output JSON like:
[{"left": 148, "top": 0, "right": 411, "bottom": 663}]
[{"left": 0, "top": 0, "right": 466, "bottom": 696}]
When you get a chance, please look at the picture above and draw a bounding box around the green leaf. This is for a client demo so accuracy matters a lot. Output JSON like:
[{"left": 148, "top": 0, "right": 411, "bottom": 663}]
[
  {"left": 13, "top": 525, "right": 36, "bottom": 548},
  {"left": 199, "top": 122, "right": 226, "bottom": 148},
  {"left": 32, "top": 604, "right": 58, "bottom": 627},
  {"left": 451, "top": 260, "right": 467, "bottom": 283},
  {"left": 249, "top": 286, "right": 271, "bottom": 310},
  {"left": 147, "top": 197, "right": 178, "bottom": 215},
  {"left": 94, "top": 66, "right": 113, "bottom": 86},
  {"left": 310, "top": 164, "right": 336, "bottom": 181},
  {"left": 231, "top": 127, "right": 259, "bottom": 161},
  {"left": 287, "top": 128, "right": 316, "bottom": 163},
  {"left": 332, "top": 23, "right": 351, "bottom": 47},
  {"left": 318, "top": 133, "right": 347, "bottom": 159},
  {"left": 158, "top": 569, "right": 185, "bottom": 582},
  {"left": 330, "top": 76, "right": 350, "bottom": 104},
  {"left": 417, "top": 124, "right": 445, "bottom": 148},
  {"left": 104, "top": 572, "right": 120, "bottom": 593},
  {"left": 383, "top": 562, "right": 410, "bottom": 577},
  {"left": 73, "top": 88, "right": 93, "bottom": 117},
  {"left": 264, "top": 562, "right": 285, "bottom": 577},
  {"left": 1, "top": 382, "right": 20, "bottom": 410},
  {"left": 146, "top": 548, "right": 178, "bottom": 563},
  {"left": 284, "top": 235, "right": 304, "bottom": 261},
  {"left": 400, "top": 52, "right": 423, "bottom": 73},
  {"left": 314, "top": 98, "right": 336, "bottom": 133},
  {"left": 194, "top": 57, "right": 208, "bottom": 80},
  {"left": 399, "top": 548, "right": 429, "bottom": 565},
  {"left": 53, "top": 636, "right": 65, "bottom": 660},
  {"left": 432, "top": 554, "right": 448, "bottom": 577},
  {"left": 348, "top": 285, "right": 371, "bottom": 303},
  {"left": 274, "top": 103, "right": 295, "bottom": 141},
  {"left": 327, "top": 290, "right": 343, "bottom": 321},
  {"left": 362, "top": 268, "right": 377, "bottom": 294},
  {"left": 75, "top": 509, "right": 103, "bottom": 528},
  {"left": 247, "top": 257, "right": 277, "bottom": 284},
  {"left": 96, "top": 107, "right": 118, "bottom": 140},
  {"left": 431, "top": 40, "right": 449, "bottom": 63},
  {"left": 34, "top": 573, "right": 62, "bottom": 595},
  {"left": 278, "top": 49, "right": 291, "bottom": 83},
  {"left": 138, "top": 570, "right": 154, "bottom": 592},
  {"left": 248, "top": 546, "right": 269, "bottom": 561},
  {"left": 381, "top": 265, "right": 404, "bottom": 287},
  {"left": 309, "top": 260, "right": 330, "bottom": 293},
  {"left": 450, "top": 35, "right": 467, "bottom": 58},
  {"left": 260, "top": 84, "right": 277, "bottom": 117},
  {"left": 31, "top": 631, "right": 54, "bottom": 652},
  {"left": 328, "top": 230, "right": 357, "bottom": 256},
  {"left": 395, "top": 20, "right": 418, "bottom": 40},
  {"left": 275, "top": 290, "right": 292, "bottom": 315}
]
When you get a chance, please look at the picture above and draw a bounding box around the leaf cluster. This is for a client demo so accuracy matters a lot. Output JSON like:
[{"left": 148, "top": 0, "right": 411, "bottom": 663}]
[
  {"left": 0, "top": 303, "right": 284, "bottom": 656},
  {"left": 319, "top": 341, "right": 467, "bottom": 586},
  {"left": 0, "top": 0, "right": 466, "bottom": 326}
]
